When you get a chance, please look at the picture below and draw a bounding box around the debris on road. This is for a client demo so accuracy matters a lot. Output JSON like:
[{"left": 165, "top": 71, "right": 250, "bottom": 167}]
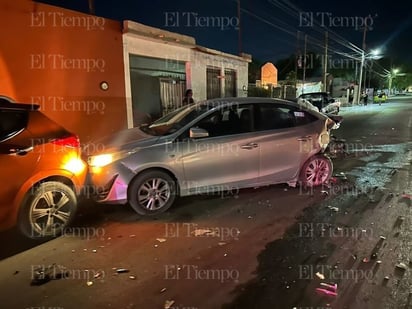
[
  {"left": 327, "top": 206, "right": 339, "bottom": 212},
  {"left": 320, "top": 282, "right": 337, "bottom": 291},
  {"left": 86, "top": 281, "right": 93, "bottom": 286},
  {"left": 129, "top": 275, "right": 136, "bottom": 280},
  {"left": 160, "top": 288, "right": 167, "bottom": 293},
  {"left": 395, "top": 263, "right": 408, "bottom": 271},
  {"left": 30, "top": 264, "right": 67, "bottom": 286},
  {"left": 116, "top": 268, "right": 130, "bottom": 274},
  {"left": 401, "top": 193, "right": 411, "bottom": 200},
  {"left": 156, "top": 238, "right": 167, "bottom": 243},
  {"left": 315, "top": 272, "right": 325, "bottom": 280},
  {"left": 94, "top": 271, "right": 104, "bottom": 279},
  {"left": 164, "top": 300, "right": 175, "bottom": 309},
  {"left": 192, "top": 229, "right": 217, "bottom": 237},
  {"left": 316, "top": 287, "right": 337, "bottom": 296}
]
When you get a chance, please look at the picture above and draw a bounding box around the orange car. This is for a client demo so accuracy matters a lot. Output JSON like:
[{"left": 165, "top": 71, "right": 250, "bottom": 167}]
[{"left": 0, "top": 99, "right": 87, "bottom": 238}]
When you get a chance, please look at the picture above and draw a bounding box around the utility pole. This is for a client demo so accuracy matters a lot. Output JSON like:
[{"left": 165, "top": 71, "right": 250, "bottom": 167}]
[
  {"left": 323, "top": 31, "right": 328, "bottom": 92},
  {"left": 357, "top": 26, "right": 367, "bottom": 104},
  {"left": 237, "top": 0, "right": 242, "bottom": 55},
  {"left": 295, "top": 31, "right": 300, "bottom": 93},
  {"left": 302, "top": 34, "right": 307, "bottom": 95},
  {"left": 88, "top": 0, "right": 95, "bottom": 14}
]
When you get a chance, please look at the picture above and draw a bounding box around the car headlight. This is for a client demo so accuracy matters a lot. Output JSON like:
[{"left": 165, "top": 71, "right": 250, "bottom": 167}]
[
  {"left": 88, "top": 149, "right": 137, "bottom": 168},
  {"left": 88, "top": 154, "right": 114, "bottom": 167}
]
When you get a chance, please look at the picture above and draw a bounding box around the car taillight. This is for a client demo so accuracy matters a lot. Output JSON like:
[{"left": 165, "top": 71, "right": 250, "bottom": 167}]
[{"left": 51, "top": 135, "right": 80, "bottom": 148}]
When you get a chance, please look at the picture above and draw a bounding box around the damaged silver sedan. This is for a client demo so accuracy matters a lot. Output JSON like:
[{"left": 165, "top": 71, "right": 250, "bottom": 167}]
[{"left": 85, "top": 97, "right": 340, "bottom": 215}]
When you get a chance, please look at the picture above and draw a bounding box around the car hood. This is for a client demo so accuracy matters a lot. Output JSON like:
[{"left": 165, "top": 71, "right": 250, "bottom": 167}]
[{"left": 83, "top": 127, "right": 161, "bottom": 156}]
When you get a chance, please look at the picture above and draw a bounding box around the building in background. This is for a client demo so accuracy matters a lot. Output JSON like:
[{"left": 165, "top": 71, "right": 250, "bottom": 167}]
[{"left": 0, "top": 1, "right": 251, "bottom": 143}]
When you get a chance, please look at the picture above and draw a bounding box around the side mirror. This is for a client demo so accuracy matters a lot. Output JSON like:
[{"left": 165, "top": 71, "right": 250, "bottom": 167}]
[{"left": 189, "top": 127, "right": 209, "bottom": 138}]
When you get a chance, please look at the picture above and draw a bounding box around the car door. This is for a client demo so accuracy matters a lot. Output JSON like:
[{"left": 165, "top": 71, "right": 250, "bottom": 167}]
[
  {"left": 0, "top": 109, "right": 40, "bottom": 224},
  {"left": 176, "top": 104, "right": 260, "bottom": 195},
  {"left": 256, "top": 103, "right": 316, "bottom": 184}
]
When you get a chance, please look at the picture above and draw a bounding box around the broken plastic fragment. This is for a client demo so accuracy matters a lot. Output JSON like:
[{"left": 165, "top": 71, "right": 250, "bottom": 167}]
[
  {"left": 164, "top": 300, "right": 175, "bottom": 309},
  {"left": 396, "top": 263, "right": 408, "bottom": 271},
  {"left": 116, "top": 268, "right": 130, "bottom": 273},
  {"left": 160, "top": 288, "right": 167, "bottom": 293},
  {"left": 315, "top": 272, "right": 325, "bottom": 280},
  {"left": 316, "top": 287, "right": 337, "bottom": 296},
  {"left": 94, "top": 271, "right": 103, "bottom": 279},
  {"left": 327, "top": 206, "right": 339, "bottom": 212},
  {"left": 320, "top": 282, "right": 337, "bottom": 291},
  {"left": 156, "top": 238, "right": 167, "bottom": 243},
  {"left": 192, "top": 229, "right": 215, "bottom": 237},
  {"left": 129, "top": 275, "right": 136, "bottom": 280},
  {"left": 86, "top": 281, "right": 93, "bottom": 286}
]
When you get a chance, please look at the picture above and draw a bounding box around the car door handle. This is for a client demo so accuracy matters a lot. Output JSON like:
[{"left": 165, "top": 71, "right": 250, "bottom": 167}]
[
  {"left": 241, "top": 143, "right": 258, "bottom": 150},
  {"left": 9, "top": 146, "right": 34, "bottom": 156},
  {"left": 297, "top": 136, "right": 312, "bottom": 141}
]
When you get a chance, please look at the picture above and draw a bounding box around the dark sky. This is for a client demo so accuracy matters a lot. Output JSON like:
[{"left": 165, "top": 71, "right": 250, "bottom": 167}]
[{"left": 38, "top": 0, "right": 412, "bottom": 69}]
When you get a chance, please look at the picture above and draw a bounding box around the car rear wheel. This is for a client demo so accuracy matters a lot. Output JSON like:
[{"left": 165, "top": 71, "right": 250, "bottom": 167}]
[
  {"left": 128, "top": 170, "right": 177, "bottom": 216},
  {"left": 18, "top": 181, "right": 78, "bottom": 239},
  {"left": 299, "top": 155, "right": 333, "bottom": 187}
]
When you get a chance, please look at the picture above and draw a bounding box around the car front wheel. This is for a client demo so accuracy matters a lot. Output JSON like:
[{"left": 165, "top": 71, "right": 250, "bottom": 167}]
[
  {"left": 128, "top": 170, "right": 177, "bottom": 216},
  {"left": 18, "top": 181, "right": 78, "bottom": 239},
  {"left": 299, "top": 155, "right": 333, "bottom": 187}
]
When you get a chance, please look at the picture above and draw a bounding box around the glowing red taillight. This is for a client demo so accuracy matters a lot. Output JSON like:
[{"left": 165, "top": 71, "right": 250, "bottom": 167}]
[{"left": 51, "top": 135, "right": 80, "bottom": 148}]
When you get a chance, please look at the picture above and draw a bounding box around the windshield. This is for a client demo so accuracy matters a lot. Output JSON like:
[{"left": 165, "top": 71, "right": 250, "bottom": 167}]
[{"left": 141, "top": 103, "right": 213, "bottom": 136}]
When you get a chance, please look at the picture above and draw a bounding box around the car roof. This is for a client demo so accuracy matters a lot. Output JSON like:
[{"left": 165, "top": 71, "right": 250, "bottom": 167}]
[
  {"left": 195, "top": 97, "right": 302, "bottom": 109},
  {"left": 0, "top": 99, "right": 40, "bottom": 111}
]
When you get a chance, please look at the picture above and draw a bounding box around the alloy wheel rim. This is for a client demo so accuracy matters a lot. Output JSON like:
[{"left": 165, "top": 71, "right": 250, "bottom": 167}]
[
  {"left": 138, "top": 178, "right": 171, "bottom": 210},
  {"left": 30, "top": 190, "right": 71, "bottom": 236},
  {"left": 305, "top": 158, "right": 330, "bottom": 186}
]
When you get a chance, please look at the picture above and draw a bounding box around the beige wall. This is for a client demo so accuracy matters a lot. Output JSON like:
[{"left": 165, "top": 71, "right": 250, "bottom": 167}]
[{"left": 123, "top": 21, "right": 250, "bottom": 128}]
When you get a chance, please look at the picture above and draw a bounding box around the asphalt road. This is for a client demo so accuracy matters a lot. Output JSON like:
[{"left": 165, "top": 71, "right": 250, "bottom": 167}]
[{"left": 0, "top": 96, "right": 411, "bottom": 309}]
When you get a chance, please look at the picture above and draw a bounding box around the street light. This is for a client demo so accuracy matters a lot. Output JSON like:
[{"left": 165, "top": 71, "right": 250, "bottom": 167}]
[
  {"left": 357, "top": 49, "right": 382, "bottom": 104},
  {"left": 388, "top": 68, "right": 402, "bottom": 95}
]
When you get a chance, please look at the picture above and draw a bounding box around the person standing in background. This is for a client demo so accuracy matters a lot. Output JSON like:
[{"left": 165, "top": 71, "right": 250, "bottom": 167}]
[{"left": 183, "top": 89, "right": 195, "bottom": 105}]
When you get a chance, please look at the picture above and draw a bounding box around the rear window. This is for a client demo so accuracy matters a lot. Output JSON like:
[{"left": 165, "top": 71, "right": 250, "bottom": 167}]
[{"left": 0, "top": 109, "right": 28, "bottom": 141}]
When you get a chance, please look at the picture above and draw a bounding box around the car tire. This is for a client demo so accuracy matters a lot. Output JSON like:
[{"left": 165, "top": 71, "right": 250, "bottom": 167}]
[
  {"left": 128, "top": 170, "right": 177, "bottom": 216},
  {"left": 299, "top": 155, "right": 333, "bottom": 187},
  {"left": 18, "top": 181, "right": 78, "bottom": 239}
]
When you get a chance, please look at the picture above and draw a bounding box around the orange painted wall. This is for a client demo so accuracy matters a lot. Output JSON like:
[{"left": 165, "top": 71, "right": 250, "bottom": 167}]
[{"left": 0, "top": 0, "right": 127, "bottom": 143}]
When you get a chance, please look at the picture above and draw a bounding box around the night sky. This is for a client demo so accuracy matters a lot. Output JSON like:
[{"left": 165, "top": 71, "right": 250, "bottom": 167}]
[{"left": 38, "top": 0, "right": 412, "bottom": 68}]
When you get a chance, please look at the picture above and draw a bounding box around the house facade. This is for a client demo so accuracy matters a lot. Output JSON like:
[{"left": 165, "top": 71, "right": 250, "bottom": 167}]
[
  {"left": 122, "top": 21, "right": 251, "bottom": 128},
  {"left": 0, "top": 1, "right": 251, "bottom": 143}
]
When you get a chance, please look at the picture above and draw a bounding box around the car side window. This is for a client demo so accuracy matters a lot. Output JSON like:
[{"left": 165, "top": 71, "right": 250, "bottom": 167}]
[
  {"left": 293, "top": 109, "right": 318, "bottom": 126},
  {"left": 189, "top": 104, "right": 254, "bottom": 138},
  {"left": 256, "top": 104, "right": 296, "bottom": 130},
  {"left": 0, "top": 109, "right": 28, "bottom": 141}
]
